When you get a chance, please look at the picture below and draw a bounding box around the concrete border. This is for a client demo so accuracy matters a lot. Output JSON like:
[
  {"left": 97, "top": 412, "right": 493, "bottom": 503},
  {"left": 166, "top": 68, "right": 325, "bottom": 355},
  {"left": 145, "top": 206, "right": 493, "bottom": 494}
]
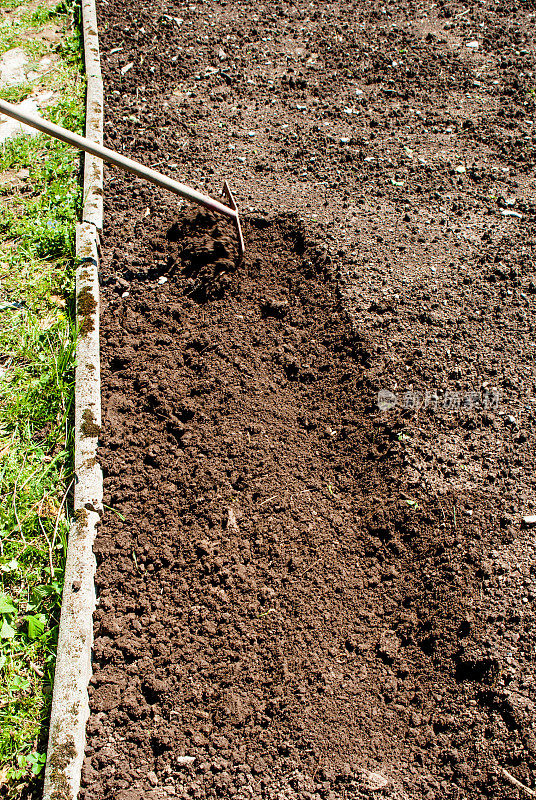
[
  {"left": 42, "top": 0, "right": 103, "bottom": 796},
  {"left": 80, "top": 0, "right": 104, "bottom": 232}
]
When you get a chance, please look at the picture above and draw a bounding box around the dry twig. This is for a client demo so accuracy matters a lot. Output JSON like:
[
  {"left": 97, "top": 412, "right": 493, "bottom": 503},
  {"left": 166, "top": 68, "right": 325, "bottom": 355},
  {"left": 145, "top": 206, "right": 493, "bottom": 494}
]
[
  {"left": 51, "top": 477, "right": 75, "bottom": 560},
  {"left": 501, "top": 767, "right": 536, "bottom": 798}
]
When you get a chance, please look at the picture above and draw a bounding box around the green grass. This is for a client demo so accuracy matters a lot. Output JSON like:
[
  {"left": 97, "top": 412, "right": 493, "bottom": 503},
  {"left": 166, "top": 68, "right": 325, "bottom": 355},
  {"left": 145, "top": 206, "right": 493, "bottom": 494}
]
[
  {"left": 0, "top": 0, "right": 83, "bottom": 794},
  {"left": 0, "top": 0, "right": 82, "bottom": 61},
  {"left": 0, "top": 2, "right": 56, "bottom": 55},
  {"left": 0, "top": 0, "right": 25, "bottom": 11},
  {"left": 0, "top": 81, "right": 33, "bottom": 102}
]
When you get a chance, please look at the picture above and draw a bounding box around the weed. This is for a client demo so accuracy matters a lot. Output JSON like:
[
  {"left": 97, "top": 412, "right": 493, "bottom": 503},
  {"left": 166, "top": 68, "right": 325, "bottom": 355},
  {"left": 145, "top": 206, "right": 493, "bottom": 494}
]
[{"left": 103, "top": 504, "right": 126, "bottom": 522}]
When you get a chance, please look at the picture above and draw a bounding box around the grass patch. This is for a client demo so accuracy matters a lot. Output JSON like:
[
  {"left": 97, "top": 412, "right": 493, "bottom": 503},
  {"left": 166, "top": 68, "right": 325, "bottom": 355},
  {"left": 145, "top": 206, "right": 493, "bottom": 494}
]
[
  {"left": 0, "top": 18, "right": 45, "bottom": 61},
  {"left": 0, "top": 0, "right": 25, "bottom": 10},
  {"left": 0, "top": 0, "right": 82, "bottom": 61},
  {"left": 0, "top": 0, "right": 83, "bottom": 794},
  {"left": 0, "top": 81, "right": 33, "bottom": 102}
]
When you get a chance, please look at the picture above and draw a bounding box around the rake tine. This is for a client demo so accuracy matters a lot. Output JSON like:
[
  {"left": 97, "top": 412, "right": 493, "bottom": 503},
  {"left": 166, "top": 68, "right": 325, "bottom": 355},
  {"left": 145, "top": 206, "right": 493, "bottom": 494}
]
[{"left": 223, "top": 180, "right": 245, "bottom": 259}]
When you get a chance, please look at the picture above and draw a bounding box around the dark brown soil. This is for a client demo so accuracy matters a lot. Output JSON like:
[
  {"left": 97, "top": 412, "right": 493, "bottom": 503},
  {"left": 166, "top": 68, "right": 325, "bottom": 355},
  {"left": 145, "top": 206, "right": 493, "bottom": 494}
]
[{"left": 81, "top": 0, "right": 536, "bottom": 798}]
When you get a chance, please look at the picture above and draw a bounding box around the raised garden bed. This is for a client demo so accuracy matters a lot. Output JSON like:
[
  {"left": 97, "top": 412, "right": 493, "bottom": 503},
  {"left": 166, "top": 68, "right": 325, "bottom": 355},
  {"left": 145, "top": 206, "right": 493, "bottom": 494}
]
[{"left": 80, "top": 0, "right": 536, "bottom": 797}]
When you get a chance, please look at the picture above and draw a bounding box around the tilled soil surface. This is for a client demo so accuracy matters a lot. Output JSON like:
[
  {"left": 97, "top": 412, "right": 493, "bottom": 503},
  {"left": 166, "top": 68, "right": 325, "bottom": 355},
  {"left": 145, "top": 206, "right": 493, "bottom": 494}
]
[{"left": 82, "top": 0, "right": 536, "bottom": 798}]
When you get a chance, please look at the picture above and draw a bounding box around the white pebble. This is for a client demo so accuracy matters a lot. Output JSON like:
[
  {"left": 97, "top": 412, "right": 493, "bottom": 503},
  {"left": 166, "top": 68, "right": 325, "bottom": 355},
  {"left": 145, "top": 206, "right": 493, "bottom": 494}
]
[
  {"left": 364, "top": 771, "right": 389, "bottom": 791},
  {"left": 176, "top": 756, "right": 196, "bottom": 765}
]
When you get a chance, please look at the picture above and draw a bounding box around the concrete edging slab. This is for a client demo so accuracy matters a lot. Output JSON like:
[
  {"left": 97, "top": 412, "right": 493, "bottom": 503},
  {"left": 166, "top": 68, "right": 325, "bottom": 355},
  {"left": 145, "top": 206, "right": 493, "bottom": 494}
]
[{"left": 42, "top": 0, "right": 103, "bottom": 796}]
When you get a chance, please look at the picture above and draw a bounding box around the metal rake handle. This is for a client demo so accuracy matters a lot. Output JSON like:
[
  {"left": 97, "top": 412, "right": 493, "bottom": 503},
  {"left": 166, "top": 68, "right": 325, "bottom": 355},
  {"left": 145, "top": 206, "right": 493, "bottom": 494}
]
[{"left": 0, "top": 98, "right": 239, "bottom": 223}]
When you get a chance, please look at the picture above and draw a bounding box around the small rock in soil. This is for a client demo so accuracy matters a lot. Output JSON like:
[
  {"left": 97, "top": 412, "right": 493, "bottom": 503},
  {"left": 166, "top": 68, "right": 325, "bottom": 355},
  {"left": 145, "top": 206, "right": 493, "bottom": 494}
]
[
  {"left": 364, "top": 771, "right": 389, "bottom": 791},
  {"left": 176, "top": 756, "right": 195, "bottom": 766}
]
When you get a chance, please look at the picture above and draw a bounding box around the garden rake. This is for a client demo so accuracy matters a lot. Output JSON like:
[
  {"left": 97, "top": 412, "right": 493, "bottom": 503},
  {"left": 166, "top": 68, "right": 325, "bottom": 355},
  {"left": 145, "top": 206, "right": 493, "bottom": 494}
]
[{"left": 0, "top": 98, "right": 245, "bottom": 256}]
